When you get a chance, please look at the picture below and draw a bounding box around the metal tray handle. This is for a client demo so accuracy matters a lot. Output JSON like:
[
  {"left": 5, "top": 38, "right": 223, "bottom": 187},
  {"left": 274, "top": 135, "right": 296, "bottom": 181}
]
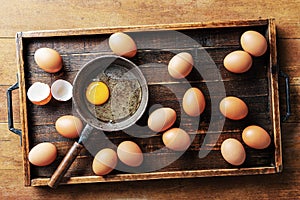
[
  {"left": 7, "top": 77, "right": 22, "bottom": 144},
  {"left": 279, "top": 71, "right": 291, "bottom": 122}
]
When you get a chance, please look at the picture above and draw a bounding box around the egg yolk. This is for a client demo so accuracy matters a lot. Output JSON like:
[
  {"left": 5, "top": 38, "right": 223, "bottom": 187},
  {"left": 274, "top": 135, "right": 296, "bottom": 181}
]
[{"left": 86, "top": 82, "right": 109, "bottom": 105}]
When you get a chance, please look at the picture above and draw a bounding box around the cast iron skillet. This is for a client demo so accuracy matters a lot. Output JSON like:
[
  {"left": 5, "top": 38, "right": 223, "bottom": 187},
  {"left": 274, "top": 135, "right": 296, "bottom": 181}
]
[{"left": 48, "top": 55, "right": 148, "bottom": 188}]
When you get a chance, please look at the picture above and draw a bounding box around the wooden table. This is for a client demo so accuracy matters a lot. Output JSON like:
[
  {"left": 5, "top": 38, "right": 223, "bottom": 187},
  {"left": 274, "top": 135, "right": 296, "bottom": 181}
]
[{"left": 0, "top": 1, "right": 299, "bottom": 199}]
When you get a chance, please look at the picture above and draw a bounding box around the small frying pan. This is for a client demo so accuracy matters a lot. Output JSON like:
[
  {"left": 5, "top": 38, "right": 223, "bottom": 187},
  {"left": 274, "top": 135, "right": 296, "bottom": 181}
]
[{"left": 48, "top": 55, "right": 148, "bottom": 188}]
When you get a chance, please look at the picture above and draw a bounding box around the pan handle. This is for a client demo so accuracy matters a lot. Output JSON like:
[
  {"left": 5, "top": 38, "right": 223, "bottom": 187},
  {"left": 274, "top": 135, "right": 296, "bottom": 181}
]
[
  {"left": 48, "top": 124, "right": 93, "bottom": 188},
  {"left": 6, "top": 77, "right": 22, "bottom": 145},
  {"left": 279, "top": 71, "right": 291, "bottom": 122},
  {"left": 48, "top": 141, "right": 83, "bottom": 188}
]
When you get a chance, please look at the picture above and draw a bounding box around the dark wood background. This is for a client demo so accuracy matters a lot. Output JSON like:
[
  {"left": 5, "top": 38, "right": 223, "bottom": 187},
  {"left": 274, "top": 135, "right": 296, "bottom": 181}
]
[{"left": 0, "top": 1, "right": 299, "bottom": 199}]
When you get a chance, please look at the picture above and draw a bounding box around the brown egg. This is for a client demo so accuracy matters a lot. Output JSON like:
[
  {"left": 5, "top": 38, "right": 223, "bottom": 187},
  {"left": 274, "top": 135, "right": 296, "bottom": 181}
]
[
  {"left": 27, "top": 82, "right": 52, "bottom": 105},
  {"left": 168, "top": 52, "right": 194, "bottom": 79},
  {"left": 34, "top": 47, "right": 62, "bottom": 73},
  {"left": 55, "top": 115, "right": 83, "bottom": 139},
  {"left": 28, "top": 142, "right": 57, "bottom": 166},
  {"left": 183, "top": 87, "right": 206, "bottom": 117},
  {"left": 162, "top": 128, "right": 191, "bottom": 151},
  {"left": 223, "top": 50, "right": 252, "bottom": 73},
  {"left": 148, "top": 107, "right": 176, "bottom": 132},
  {"left": 219, "top": 96, "right": 248, "bottom": 120},
  {"left": 241, "top": 30, "right": 267, "bottom": 57},
  {"left": 108, "top": 32, "right": 137, "bottom": 58},
  {"left": 92, "top": 148, "right": 118, "bottom": 176},
  {"left": 117, "top": 141, "right": 143, "bottom": 167},
  {"left": 242, "top": 125, "right": 271, "bottom": 149},
  {"left": 221, "top": 138, "right": 246, "bottom": 166}
]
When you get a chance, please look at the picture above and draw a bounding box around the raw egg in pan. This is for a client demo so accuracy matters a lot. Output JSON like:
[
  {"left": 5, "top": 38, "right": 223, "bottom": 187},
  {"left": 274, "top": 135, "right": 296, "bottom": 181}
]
[{"left": 86, "top": 81, "right": 110, "bottom": 105}]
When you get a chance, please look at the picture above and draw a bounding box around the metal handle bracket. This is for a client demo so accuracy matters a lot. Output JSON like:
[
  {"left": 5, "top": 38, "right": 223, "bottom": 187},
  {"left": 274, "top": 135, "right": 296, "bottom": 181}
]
[
  {"left": 279, "top": 70, "right": 291, "bottom": 122},
  {"left": 6, "top": 76, "right": 22, "bottom": 145}
]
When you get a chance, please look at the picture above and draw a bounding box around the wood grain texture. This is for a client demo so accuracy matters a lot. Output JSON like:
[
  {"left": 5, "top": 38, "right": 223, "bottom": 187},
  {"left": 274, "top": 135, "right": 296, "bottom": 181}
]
[
  {"left": 0, "top": 0, "right": 299, "bottom": 38},
  {"left": 0, "top": 86, "right": 20, "bottom": 123},
  {"left": 0, "top": 0, "right": 299, "bottom": 199},
  {"left": 15, "top": 20, "right": 282, "bottom": 187},
  {"left": 0, "top": 39, "right": 18, "bottom": 85}
]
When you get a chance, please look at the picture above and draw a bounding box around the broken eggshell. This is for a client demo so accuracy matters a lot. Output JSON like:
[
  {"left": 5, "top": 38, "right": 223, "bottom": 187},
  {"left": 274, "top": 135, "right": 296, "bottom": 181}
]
[
  {"left": 27, "top": 82, "right": 52, "bottom": 105},
  {"left": 51, "top": 79, "right": 73, "bottom": 101}
]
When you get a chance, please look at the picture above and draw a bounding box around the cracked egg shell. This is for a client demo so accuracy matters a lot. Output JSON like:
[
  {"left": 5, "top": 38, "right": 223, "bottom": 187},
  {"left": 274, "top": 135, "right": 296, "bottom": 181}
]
[
  {"left": 27, "top": 82, "right": 52, "bottom": 105},
  {"left": 51, "top": 79, "right": 73, "bottom": 101}
]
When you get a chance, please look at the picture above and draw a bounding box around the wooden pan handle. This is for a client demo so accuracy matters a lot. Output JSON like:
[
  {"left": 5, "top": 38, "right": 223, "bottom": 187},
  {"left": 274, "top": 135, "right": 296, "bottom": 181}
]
[{"left": 48, "top": 142, "right": 83, "bottom": 188}]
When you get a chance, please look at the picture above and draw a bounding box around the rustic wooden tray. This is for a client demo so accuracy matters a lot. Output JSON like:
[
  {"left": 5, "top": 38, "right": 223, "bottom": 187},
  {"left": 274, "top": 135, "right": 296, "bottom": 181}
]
[{"left": 15, "top": 19, "right": 281, "bottom": 187}]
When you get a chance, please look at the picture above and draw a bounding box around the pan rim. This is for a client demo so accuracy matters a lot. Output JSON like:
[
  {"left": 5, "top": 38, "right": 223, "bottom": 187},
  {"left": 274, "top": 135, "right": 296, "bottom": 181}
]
[{"left": 72, "top": 54, "right": 149, "bottom": 132}]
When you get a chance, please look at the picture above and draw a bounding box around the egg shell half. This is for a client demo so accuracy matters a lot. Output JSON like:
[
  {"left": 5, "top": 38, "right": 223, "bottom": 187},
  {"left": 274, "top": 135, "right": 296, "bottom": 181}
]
[
  {"left": 219, "top": 96, "right": 248, "bottom": 120},
  {"left": 168, "top": 52, "right": 194, "bottom": 79},
  {"left": 242, "top": 125, "right": 271, "bottom": 149},
  {"left": 55, "top": 115, "right": 83, "bottom": 139},
  {"left": 108, "top": 32, "right": 137, "bottom": 58},
  {"left": 221, "top": 138, "right": 246, "bottom": 166},
  {"left": 34, "top": 47, "right": 62, "bottom": 73},
  {"left": 27, "top": 82, "right": 52, "bottom": 105},
  {"left": 183, "top": 87, "right": 206, "bottom": 117},
  {"left": 241, "top": 30, "right": 268, "bottom": 57},
  {"left": 28, "top": 142, "right": 57, "bottom": 166},
  {"left": 92, "top": 148, "right": 118, "bottom": 176},
  {"left": 162, "top": 128, "right": 191, "bottom": 151},
  {"left": 117, "top": 141, "right": 143, "bottom": 167},
  {"left": 51, "top": 79, "right": 73, "bottom": 101},
  {"left": 148, "top": 107, "right": 176, "bottom": 132},
  {"left": 223, "top": 50, "right": 252, "bottom": 73}
]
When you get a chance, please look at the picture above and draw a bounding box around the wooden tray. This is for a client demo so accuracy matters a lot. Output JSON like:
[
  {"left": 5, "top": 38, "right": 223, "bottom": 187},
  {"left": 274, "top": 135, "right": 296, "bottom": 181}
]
[{"left": 15, "top": 19, "right": 282, "bottom": 187}]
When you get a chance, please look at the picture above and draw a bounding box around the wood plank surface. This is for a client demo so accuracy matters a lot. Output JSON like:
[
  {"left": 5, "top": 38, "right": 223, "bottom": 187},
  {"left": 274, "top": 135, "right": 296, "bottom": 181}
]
[
  {"left": 0, "top": 0, "right": 299, "bottom": 38},
  {"left": 0, "top": 0, "right": 299, "bottom": 199},
  {"left": 17, "top": 21, "right": 279, "bottom": 185}
]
